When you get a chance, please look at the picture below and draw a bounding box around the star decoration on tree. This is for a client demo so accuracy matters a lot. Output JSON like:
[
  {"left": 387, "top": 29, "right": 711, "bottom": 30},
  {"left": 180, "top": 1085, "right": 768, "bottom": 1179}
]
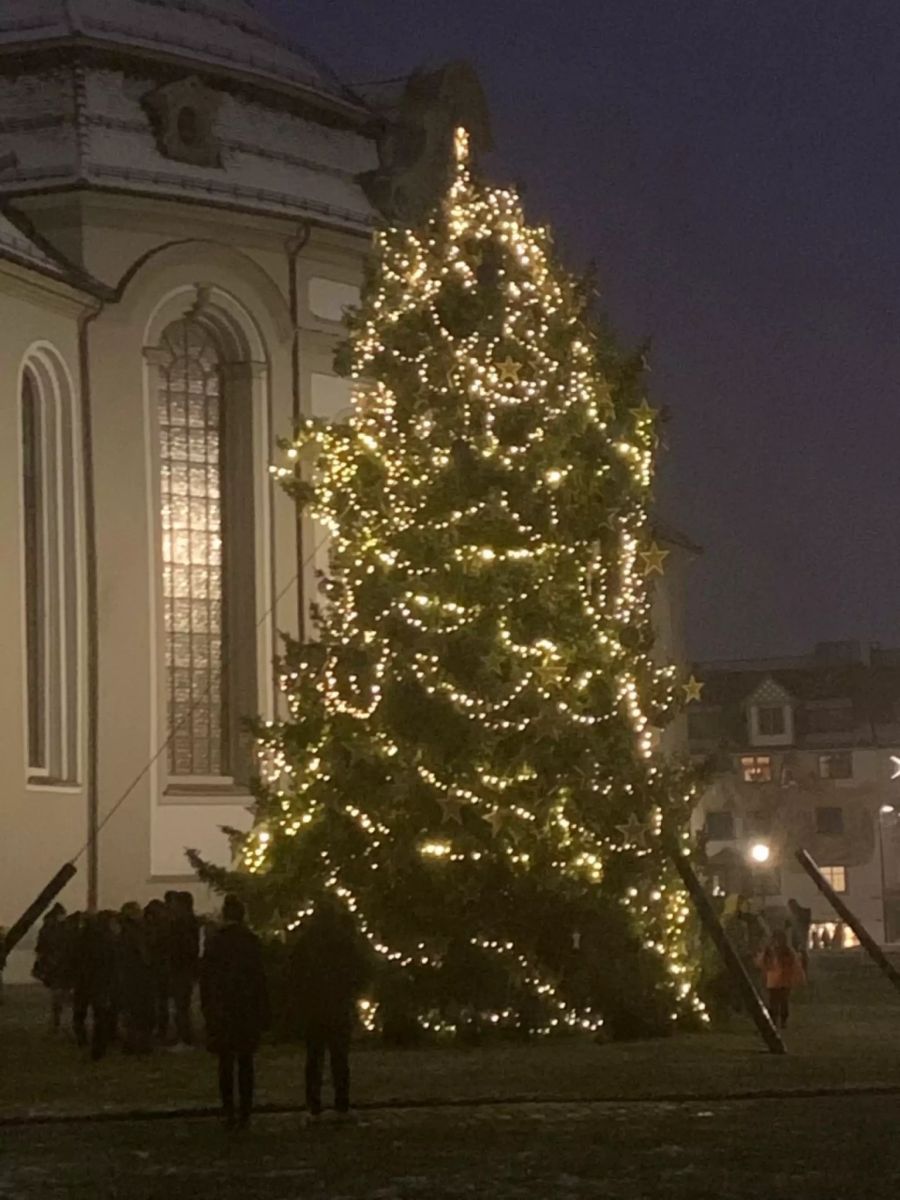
[
  {"left": 537, "top": 655, "right": 566, "bottom": 687},
  {"left": 496, "top": 355, "right": 522, "bottom": 383},
  {"left": 681, "top": 675, "right": 704, "bottom": 704},
  {"left": 438, "top": 795, "right": 465, "bottom": 825},
  {"left": 639, "top": 542, "right": 669, "bottom": 577},
  {"left": 615, "top": 813, "right": 653, "bottom": 849},
  {"left": 487, "top": 808, "right": 508, "bottom": 836},
  {"left": 629, "top": 397, "right": 658, "bottom": 422}
]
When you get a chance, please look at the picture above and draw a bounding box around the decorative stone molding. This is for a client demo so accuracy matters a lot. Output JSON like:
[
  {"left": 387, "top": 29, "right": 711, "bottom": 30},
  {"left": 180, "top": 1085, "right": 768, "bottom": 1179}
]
[
  {"left": 143, "top": 76, "right": 222, "bottom": 168},
  {"left": 361, "top": 60, "right": 492, "bottom": 225}
]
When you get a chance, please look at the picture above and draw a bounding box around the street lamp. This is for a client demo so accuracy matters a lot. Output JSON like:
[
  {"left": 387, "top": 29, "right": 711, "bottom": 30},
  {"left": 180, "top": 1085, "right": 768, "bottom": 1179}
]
[
  {"left": 749, "top": 842, "right": 771, "bottom": 865},
  {"left": 878, "top": 805, "right": 895, "bottom": 943}
]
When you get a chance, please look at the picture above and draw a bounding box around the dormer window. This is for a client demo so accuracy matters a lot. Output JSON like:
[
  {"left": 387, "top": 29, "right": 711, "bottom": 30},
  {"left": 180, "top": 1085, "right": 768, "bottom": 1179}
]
[
  {"left": 177, "top": 106, "right": 201, "bottom": 147},
  {"left": 757, "top": 706, "right": 785, "bottom": 736},
  {"left": 143, "top": 77, "right": 222, "bottom": 168},
  {"left": 746, "top": 676, "right": 794, "bottom": 747}
]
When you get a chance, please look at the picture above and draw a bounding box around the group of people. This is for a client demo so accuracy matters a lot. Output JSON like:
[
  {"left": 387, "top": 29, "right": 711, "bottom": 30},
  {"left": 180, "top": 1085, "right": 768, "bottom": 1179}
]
[
  {"left": 34, "top": 891, "right": 370, "bottom": 1130},
  {"left": 719, "top": 894, "right": 812, "bottom": 1029},
  {"left": 34, "top": 890, "right": 201, "bottom": 1058}
]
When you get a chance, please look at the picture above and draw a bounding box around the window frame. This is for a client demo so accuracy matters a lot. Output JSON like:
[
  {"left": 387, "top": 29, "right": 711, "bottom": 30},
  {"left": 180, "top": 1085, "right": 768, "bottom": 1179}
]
[
  {"left": 819, "top": 751, "right": 853, "bottom": 780},
  {"left": 756, "top": 705, "right": 786, "bottom": 736},
  {"left": 820, "top": 865, "right": 848, "bottom": 894},
  {"left": 740, "top": 754, "right": 773, "bottom": 784},
  {"left": 149, "top": 314, "right": 262, "bottom": 795},
  {"left": 19, "top": 352, "right": 82, "bottom": 787}
]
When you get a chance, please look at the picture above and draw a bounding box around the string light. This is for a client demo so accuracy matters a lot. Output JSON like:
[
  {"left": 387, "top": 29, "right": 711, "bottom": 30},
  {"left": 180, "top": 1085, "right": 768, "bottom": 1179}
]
[{"left": 246, "top": 124, "right": 706, "bottom": 1035}]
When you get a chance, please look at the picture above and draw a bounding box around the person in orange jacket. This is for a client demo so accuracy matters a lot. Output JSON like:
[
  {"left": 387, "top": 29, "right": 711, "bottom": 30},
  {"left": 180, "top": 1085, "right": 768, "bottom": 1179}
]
[{"left": 756, "top": 927, "right": 805, "bottom": 1029}]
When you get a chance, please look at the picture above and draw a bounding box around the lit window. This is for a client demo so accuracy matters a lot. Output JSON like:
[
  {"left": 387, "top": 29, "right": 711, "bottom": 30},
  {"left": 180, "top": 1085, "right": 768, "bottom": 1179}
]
[
  {"left": 740, "top": 755, "right": 772, "bottom": 783},
  {"left": 816, "top": 806, "right": 845, "bottom": 836},
  {"left": 757, "top": 706, "right": 785, "bottom": 735},
  {"left": 820, "top": 866, "right": 847, "bottom": 893},
  {"left": 819, "top": 752, "right": 852, "bottom": 780},
  {"left": 20, "top": 359, "right": 80, "bottom": 783},
  {"left": 158, "top": 319, "right": 228, "bottom": 778},
  {"left": 705, "top": 811, "right": 735, "bottom": 840}
]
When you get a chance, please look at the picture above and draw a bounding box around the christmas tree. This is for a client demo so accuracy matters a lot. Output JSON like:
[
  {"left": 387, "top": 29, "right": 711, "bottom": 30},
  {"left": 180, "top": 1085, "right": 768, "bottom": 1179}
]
[{"left": 200, "top": 129, "right": 706, "bottom": 1039}]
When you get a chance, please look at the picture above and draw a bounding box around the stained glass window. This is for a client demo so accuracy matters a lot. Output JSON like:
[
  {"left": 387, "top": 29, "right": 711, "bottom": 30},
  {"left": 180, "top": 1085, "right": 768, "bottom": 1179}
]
[
  {"left": 158, "top": 319, "right": 228, "bottom": 777},
  {"left": 22, "top": 370, "right": 46, "bottom": 772}
]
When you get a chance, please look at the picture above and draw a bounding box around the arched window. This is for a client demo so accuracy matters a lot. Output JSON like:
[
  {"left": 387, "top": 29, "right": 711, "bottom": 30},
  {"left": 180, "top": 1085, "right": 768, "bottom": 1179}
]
[
  {"left": 157, "top": 315, "right": 257, "bottom": 782},
  {"left": 20, "top": 354, "right": 80, "bottom": 783},
  {"left": 21, "top": 371, "right": 46, "bottom": 771}
]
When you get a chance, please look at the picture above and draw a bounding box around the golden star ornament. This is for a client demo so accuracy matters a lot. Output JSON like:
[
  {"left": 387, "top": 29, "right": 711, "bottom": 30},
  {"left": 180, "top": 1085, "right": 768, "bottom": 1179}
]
[
  {"left": 639, "top": 542, "right": 669, "bottom": 577},
  {"left": 629, "top": 397, "right": 658, "bottom": 421},
  {"left": 615, "top": 813, "right": 652, "bottom": 849},
  {"left": 682, "top": 675, "right": 704, "bottom": 703},
  {"left": 496, "top": 356, "right": 522, "bottom": 383}
]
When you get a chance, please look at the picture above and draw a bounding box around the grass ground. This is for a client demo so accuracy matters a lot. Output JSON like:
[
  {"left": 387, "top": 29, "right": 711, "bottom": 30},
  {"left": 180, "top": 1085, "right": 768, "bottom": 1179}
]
[{"left": 2, "top": 956, "right": 900, "bottom": 1197}]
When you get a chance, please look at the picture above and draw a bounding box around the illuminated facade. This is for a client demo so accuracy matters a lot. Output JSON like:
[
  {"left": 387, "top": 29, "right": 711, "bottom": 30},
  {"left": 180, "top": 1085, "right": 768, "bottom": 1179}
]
[
  {"left": 0, "top": 0, "right": 376, "bottom": 980},
  {"left": 690, "top": 641, "right": 900, "bottom": 946}
]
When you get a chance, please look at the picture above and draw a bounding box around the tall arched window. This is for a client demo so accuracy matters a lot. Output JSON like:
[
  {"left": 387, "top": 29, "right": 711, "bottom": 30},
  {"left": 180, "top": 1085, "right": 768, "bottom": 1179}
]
[
  {"left": 20, "top": 354, "right": 80, "bottom": 783},
  {"left": 157, "top": 315, "right": 257, "bottom": 782},
  {"left": 21, "top": 371, "right": 46, "bottom": 772}
]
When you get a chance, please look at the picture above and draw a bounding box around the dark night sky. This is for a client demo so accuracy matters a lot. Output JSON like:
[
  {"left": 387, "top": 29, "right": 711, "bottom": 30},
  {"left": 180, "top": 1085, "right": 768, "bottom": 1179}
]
[{"left": 263, "top": 0, "right": 900, "bottom": 661}]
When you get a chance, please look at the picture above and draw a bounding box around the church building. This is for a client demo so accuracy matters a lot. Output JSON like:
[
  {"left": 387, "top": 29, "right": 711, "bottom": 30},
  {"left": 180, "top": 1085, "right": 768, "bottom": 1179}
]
[
  {"left": 0, "top": 0, "right": 497, "bottom": 978},
  {"left": 0, "top": 0, "right": 689, "bottom": 981}
]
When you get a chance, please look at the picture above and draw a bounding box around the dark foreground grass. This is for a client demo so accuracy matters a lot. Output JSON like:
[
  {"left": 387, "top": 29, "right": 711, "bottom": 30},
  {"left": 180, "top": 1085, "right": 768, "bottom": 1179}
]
[
  {"left": 3, "top": 961, "right": 900, "bottom": 1197},
  {"left": 3, "top": 962, "right": 900, "bottom": 1121},
  {"left": 3, "top": 1095, "right": 900, "bottom": 1199}
]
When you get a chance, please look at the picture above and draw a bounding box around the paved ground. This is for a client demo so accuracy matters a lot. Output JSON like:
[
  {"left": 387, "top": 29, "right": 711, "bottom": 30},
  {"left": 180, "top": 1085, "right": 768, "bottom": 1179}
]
[
  {"left": 4, "top": 1095, "right": 900, "bottom": 1199},
  {"left": 2, "top": 957, "right": 900, "bottom": 1197}
]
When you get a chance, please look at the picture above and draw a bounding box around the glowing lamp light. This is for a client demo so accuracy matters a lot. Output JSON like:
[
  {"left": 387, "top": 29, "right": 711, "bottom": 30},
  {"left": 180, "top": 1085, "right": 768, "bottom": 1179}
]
[
  {"left": 749, "top": 842, "right": 771, "bottom": 865},
  {"left": 881, "top": 804, "right": 896, "bottom": 815}
]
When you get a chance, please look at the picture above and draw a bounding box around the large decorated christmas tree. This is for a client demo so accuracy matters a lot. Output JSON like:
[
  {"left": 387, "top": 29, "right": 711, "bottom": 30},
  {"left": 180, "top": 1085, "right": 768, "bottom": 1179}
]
[{"left": 199, "top": 129, "right": 706, "bottom": 1039}]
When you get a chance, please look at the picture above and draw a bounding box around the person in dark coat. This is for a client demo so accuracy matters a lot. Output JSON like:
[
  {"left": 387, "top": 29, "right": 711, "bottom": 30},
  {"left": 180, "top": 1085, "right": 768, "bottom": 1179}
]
[
  {"left": 787, "top": 898, "right": 812, "bottom": 971},
  {"left": 117, "top": 902, "right": 155, "bottom": 1054},
  {"left": 166, "top": 890, "right": 200, "bottom": 1048},
  {"left": 200, "top": 894, "right": 269, "bottom": 1130},
  {"left": 143, "top": 899, "right": 171, "bottom": 1041},
  {"left": 289, "top": 896, "right": 370, "bottom": 1118},
  {"left": 72, "top": 911, "right": 119, "bottom": 1060},
  {"left": 33, "top": 903, "right": 69, "bottom": 1029}
]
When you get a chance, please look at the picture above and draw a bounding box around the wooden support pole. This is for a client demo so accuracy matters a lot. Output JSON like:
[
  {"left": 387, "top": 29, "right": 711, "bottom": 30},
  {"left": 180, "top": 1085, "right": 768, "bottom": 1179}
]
[
  {"left": 670, "top": 845, "right": 786, "bottom": 1055},
  {"left": 795, "top": 848, "right": 900, "bottom": 995},
  {"left": 0, "top": 863, "right": 78, "bottom": 967}
]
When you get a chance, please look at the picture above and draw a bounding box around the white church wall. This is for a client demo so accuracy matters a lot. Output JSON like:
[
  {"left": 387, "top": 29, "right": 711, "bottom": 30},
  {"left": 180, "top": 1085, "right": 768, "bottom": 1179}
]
[
  {"left": 0, "top": 197, "right": 370, "bottom": 926},
  {"left": 0, "top": 263, "right": 91, "bottom": 980},
  {"left": 86, "top": 236, "right": 298, "bottom": 909}
]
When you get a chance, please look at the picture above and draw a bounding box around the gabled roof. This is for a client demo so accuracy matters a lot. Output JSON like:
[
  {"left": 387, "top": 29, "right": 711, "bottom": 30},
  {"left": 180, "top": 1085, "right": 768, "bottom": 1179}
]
[
  {"left": 745, "top": 675, "right": 795, "bottom": 707},
  {"left": 0, "top": 0, "right": 366, "bottom": 117}
]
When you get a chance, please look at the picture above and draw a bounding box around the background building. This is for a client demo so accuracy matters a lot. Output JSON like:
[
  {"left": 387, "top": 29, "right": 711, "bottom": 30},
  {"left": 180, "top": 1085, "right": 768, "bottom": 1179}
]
[{"left": 689, "top": 641, "right": 900, "bottom": 946}]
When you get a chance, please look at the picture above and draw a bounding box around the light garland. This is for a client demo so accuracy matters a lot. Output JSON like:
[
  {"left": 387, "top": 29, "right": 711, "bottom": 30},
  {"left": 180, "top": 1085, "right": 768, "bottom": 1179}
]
[{"left": 251, "top": 124, "right": 707, "bottom": 1035}]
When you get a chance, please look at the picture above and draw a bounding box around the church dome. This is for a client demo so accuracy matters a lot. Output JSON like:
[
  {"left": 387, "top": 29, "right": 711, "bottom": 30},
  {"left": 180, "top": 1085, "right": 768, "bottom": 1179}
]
[
  {"left": 0, "top": 0, "right": 379, "bottom": 238},
  {"left": 0, "top": 0, "right": 360, "bottom": 112}
]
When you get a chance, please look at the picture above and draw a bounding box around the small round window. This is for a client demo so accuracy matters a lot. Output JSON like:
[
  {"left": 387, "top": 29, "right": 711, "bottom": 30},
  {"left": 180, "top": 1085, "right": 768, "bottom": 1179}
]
[{"left": 177, "top": 106, "right": 201, "bottom": 147}]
